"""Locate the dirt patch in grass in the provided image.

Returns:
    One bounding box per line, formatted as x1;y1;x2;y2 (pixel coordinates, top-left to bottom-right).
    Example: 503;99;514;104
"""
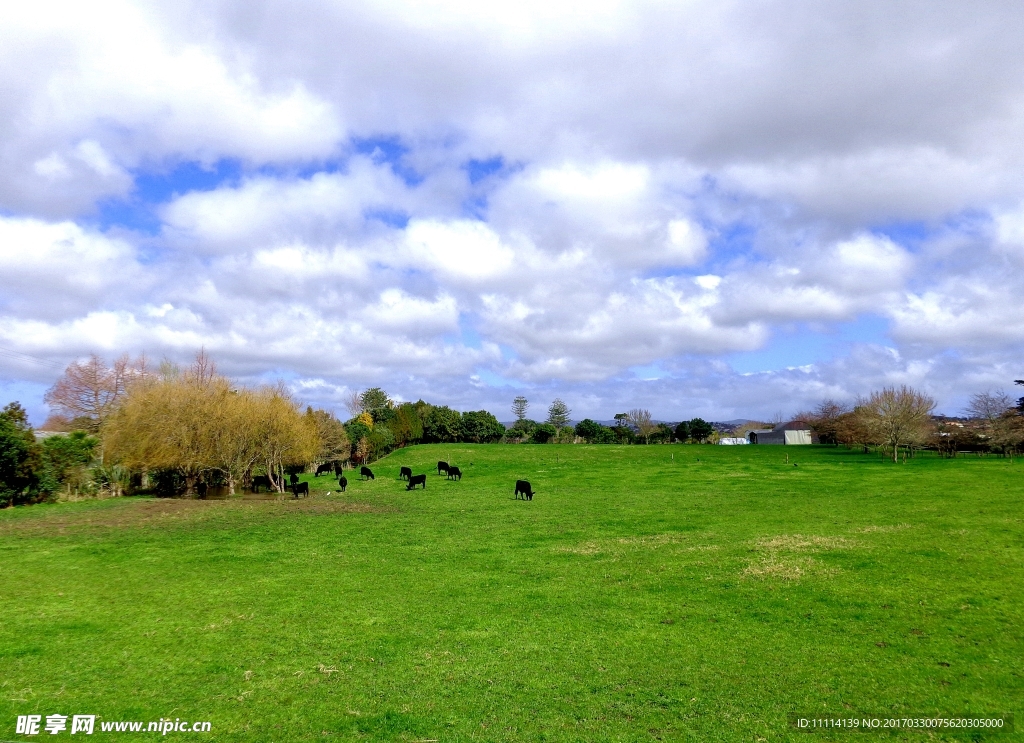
555;532;718;556
743;533;857;581
0;496;389;537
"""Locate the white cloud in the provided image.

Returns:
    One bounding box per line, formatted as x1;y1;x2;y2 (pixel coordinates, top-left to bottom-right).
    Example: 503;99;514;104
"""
4;0;1024;420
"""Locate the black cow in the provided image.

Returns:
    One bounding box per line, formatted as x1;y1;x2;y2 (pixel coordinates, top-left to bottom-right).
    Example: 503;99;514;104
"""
315;462;334;477
337;475;348;492
437;461;449;476
360;466;375;480
292;481;309;498
399;466;412;481
289;472;300;486
196;482;208;498
406;474;427;490
252;475;271;492
514;479;535;500
447;466;462;481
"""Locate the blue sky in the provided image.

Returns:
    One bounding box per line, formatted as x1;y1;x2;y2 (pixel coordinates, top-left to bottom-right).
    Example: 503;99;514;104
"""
2;0;1024;425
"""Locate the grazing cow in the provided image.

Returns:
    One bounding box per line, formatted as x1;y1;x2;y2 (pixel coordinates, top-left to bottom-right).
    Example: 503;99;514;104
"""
446;466;462;481
437;461;449;476
337;475;348;492
289;473;300;486
292;481;309;498
399;466;412;481
315;462;334;477
514;479;535;500
252;475;271;492
196;482;208;498
406;474;427;490
360;466;375;480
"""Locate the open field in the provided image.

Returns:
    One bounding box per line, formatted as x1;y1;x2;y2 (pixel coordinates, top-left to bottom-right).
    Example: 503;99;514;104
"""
1;444;1021;741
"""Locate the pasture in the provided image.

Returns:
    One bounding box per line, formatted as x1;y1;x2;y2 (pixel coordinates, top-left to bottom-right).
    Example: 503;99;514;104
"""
1;444;1021;741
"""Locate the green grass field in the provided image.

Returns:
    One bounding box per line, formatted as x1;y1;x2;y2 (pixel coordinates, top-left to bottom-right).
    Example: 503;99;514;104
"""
1;444;1021;742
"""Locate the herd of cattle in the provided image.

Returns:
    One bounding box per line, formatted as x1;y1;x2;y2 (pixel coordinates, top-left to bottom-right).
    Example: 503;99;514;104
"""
252;460;536;501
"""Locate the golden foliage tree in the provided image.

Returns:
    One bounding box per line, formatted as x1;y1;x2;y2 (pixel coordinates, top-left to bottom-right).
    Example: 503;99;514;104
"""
103;354;320;495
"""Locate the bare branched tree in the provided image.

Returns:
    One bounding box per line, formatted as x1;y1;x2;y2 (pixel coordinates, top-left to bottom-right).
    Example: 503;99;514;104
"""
626;408;658;444
805;399;852;445
965;390;1012;424
858;386;935;462
343;391;364;418
44;354;148;432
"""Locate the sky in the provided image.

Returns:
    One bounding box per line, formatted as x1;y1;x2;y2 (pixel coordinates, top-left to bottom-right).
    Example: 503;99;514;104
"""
2;0;1024;425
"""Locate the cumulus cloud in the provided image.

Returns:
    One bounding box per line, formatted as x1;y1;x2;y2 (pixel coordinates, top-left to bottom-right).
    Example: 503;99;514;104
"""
3;0;1024;421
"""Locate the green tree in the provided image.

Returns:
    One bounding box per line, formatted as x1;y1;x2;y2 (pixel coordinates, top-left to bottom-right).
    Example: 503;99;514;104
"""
360;387;392;420
546;399;572;428
461;410;505;443
574;419;615;443
689;418;714;443
390;403;424;446
344;420;372;451
673;421;691;442
41;431;99;493
0;402;44;507
530;423;557;443
512;396;529;422
423;406;462;443
367;425;396;461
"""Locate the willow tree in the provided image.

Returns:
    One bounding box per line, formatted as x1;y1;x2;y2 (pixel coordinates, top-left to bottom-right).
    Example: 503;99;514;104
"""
103;358;227;495
250;386;319;492
103;356;320;495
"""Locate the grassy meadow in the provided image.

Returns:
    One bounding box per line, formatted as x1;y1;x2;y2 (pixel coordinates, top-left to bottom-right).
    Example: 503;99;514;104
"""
0;444;1021;741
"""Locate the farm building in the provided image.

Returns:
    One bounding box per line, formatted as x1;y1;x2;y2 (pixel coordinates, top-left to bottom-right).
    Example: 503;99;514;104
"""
718;437;749;445
747;421;813;445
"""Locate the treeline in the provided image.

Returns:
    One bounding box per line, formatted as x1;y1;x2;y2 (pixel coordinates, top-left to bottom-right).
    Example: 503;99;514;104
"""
801;386;1024;460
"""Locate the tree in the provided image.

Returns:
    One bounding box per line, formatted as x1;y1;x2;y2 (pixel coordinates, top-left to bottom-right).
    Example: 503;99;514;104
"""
806;399;852;445
423;406;462;443
306;408;351;466
103;353;319;495
858;385;935;462
0;402;44;507
41;431;98;494
343;390;363;417
461;411;506;443
673;421;691;442
966;390;1012;425
612;413;635;443
626;408;657;444
360;387;392;416
546;399;572;428
512;396;529;422
507;418;537;442
575;419;615;443
689;418;714;443
531;423;557;443
43;354;147;432
390;403;424;446
1016;379;1024;415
